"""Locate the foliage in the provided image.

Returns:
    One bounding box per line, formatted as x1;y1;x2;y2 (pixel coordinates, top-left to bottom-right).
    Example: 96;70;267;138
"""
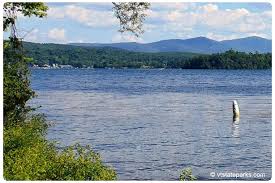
185;49;272;69
179;168;197;181
3;2;48;31
23;42;271;69
3;2;48;126
23;41;200;68
113;2;150;37
3;41;36;125
4;115;117;180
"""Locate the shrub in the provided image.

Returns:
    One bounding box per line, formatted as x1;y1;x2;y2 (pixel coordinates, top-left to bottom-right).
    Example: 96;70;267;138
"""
4;115;117;180
179;168;197;181
3;41;35;126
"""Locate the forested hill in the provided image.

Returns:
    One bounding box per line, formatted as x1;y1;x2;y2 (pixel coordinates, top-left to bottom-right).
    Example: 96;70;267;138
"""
22;42;201;68
22;42;271;69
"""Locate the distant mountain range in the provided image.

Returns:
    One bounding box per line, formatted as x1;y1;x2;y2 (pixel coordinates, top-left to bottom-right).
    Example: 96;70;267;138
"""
70;36;271;54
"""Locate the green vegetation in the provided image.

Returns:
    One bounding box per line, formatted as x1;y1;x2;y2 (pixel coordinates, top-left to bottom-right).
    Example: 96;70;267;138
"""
184;50;271;69
4;2;48;30
179;168;197;181
23;42;271;69
4;115;117;180
4;41;35;125
4;2;116;180
23;42;199;68
4;2;48;126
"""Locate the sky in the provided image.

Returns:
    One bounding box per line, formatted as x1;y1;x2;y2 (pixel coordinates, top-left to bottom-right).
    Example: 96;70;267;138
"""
4;2;272;44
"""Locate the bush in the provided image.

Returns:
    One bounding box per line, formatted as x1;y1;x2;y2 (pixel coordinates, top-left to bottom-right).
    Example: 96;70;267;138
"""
4;41;35;125
4;115;117;180
179;168;197;181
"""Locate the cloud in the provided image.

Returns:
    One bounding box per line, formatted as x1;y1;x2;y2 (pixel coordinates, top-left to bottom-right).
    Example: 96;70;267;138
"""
261;10;272;18
199;8;251;28
246;32;269;39
200;3;218;13
143;24;158;33
48;28;66;41
112;33;143;43
47;7;65;18
24;28;39;42
206;32;240;41
151;3;197;12
47;5;117;28
166;11;198;27
27;3;271;43
146;3;271;39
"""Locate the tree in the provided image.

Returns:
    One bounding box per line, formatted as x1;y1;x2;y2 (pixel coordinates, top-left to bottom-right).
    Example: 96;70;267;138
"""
4;3;48;39
3;3;48;125
113;2;150;37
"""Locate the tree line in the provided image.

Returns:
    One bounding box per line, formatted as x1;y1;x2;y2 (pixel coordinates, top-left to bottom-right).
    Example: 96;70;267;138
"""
23;42;271;69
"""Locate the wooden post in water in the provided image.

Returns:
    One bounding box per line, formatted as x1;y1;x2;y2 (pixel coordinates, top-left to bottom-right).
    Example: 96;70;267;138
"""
233;100;240;123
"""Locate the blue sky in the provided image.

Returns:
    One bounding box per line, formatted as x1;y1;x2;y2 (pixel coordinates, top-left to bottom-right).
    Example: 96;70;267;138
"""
4;2;272;43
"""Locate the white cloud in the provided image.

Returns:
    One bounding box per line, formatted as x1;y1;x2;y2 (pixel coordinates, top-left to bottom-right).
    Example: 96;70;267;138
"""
166;11;198;27
112;33;143;43
152;3;197;12
200;3;218;13
198;8;250;28
146;3;271;40
77;39;84;43
246;32;269;39
146;9;160;19
24;28;39;42
47;7;65;19
206;32;240;41
143;23;158;33
44;3;271;41
47;5;117;28
48;28;66;42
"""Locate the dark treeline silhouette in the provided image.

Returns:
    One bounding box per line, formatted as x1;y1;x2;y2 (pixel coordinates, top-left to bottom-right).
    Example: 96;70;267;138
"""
184;49;271;69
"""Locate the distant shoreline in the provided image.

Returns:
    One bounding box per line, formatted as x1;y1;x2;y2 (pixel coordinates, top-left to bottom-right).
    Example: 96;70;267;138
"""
25;41;271;70
30;67;272;70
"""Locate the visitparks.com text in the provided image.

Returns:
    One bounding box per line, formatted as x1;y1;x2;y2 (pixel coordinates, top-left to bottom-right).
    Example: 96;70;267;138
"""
209;171;266;179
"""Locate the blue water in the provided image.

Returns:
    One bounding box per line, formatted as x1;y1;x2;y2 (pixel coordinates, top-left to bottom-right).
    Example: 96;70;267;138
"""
30;69;271;180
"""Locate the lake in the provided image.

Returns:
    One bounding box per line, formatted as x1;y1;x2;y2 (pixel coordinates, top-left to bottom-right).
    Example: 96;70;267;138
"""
30;69;271;180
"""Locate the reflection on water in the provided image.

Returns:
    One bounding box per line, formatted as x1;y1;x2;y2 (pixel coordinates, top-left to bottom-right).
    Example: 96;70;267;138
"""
30;69;271;180
232;115;240;138
232;122;240;138
233;116;240;125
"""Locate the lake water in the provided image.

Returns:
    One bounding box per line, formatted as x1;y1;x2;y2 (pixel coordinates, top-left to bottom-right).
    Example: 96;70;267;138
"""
30;69;272;180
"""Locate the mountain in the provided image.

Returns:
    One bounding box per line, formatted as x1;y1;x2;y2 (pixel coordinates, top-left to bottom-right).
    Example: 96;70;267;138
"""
220;36;271;53
70;36;271;54
146;37;220;53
